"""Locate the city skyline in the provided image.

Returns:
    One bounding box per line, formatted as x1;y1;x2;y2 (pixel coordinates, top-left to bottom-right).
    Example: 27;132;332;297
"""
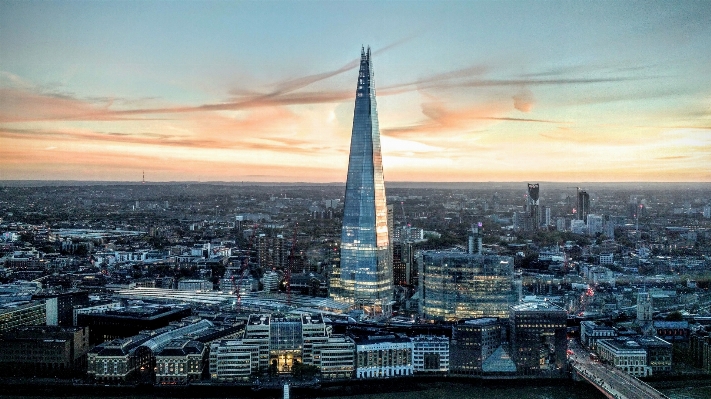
1;1;710;183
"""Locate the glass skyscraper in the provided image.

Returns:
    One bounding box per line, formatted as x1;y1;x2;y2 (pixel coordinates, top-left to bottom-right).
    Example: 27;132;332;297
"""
419;252;515;320
335;47;392;312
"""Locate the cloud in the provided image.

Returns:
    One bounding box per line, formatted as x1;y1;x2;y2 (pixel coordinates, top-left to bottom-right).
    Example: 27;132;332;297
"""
513;88;535;112
383;99;561;139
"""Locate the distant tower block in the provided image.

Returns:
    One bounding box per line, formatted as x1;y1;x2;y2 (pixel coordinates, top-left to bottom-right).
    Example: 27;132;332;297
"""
335;47;392;314
525;183;541;231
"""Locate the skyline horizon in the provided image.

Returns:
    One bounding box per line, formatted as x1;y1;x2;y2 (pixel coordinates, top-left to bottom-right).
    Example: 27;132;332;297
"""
1;1;710;183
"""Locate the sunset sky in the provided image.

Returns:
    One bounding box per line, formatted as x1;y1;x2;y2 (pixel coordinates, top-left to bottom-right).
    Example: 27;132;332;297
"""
1;1;710;182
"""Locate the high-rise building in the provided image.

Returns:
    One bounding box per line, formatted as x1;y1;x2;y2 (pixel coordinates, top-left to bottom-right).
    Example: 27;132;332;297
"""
335;47;392;312
419;252;515;320
525;183;541;231
576;190;591;222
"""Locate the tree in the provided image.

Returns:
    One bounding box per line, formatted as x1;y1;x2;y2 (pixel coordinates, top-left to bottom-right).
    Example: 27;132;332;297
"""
665;311;683;321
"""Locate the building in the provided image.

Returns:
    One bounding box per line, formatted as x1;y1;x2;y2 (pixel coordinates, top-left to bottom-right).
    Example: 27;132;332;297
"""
637;336;672;374
523;183;541;231
208;312;332;380
392;241;414;286
155;338;207;385
580;320;617;349
177;279;213;292
596;338;652;377
576;190;590;222
257;234;288;270
587;214;603;236
88;318;214;383
77;304;192;344
637;291;653;323
419;252;515;320
335;47;392;313
509;301;567;375
87;334;154;382
352;333;413;379
209;339;259;382
654;320;689;342
0;325;90;377
0;301;46;333
411;335;449;373
312;334;356;380
33;290;90;326
450;318;502;375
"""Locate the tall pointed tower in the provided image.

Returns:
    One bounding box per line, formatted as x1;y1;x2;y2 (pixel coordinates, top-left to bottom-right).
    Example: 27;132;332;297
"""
336;47;392;313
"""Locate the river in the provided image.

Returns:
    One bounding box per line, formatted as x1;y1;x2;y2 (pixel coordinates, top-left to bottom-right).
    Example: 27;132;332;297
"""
1;382;710;399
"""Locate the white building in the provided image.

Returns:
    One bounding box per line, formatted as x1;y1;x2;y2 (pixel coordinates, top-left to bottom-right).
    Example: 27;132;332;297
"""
313;335;356;380
353;334;413;379
412;335;449;373
599;253;614;265
596;338;651;377
209;340;260;382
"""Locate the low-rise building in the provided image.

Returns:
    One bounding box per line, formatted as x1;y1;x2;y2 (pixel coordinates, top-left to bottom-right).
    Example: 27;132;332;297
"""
87;334;154;382
313;334;355;380
638;336;672;374
580;320;617;350
352;333;413;379
412;335;449;373
0;325;90;377
597;338;652;377
209;340;260;382
155;339;207;385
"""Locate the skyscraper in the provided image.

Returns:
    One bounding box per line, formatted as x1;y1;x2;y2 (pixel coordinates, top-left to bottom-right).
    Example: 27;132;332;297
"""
335;47;392;313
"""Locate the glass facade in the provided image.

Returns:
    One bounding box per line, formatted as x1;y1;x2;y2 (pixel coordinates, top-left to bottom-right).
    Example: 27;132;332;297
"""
337;47;392;310
419;252;515;320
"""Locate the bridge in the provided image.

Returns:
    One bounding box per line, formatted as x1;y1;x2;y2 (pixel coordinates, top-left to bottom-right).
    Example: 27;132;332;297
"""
568;339;668;399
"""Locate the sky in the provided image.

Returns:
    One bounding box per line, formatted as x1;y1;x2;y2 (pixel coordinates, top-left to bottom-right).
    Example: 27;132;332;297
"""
1;0;710;183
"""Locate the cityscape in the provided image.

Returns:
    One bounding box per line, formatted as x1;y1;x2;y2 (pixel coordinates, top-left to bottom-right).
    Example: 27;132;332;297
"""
1;2;711;399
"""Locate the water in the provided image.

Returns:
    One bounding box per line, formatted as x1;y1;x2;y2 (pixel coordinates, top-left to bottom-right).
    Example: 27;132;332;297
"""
1;383;709;399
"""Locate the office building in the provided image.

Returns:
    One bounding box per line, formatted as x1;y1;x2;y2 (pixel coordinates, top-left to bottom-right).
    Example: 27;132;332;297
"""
33;290;90;326
336;47;392;313
596;338;652;377
450;318;502;375
352;333;413;378
392;241;414;286
209;312;332;379
509;302;567;375
0;301;46;333
0;325;90;377
412;335;449;373
312;334;356;380
419;252;515;320
77;304;191;344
